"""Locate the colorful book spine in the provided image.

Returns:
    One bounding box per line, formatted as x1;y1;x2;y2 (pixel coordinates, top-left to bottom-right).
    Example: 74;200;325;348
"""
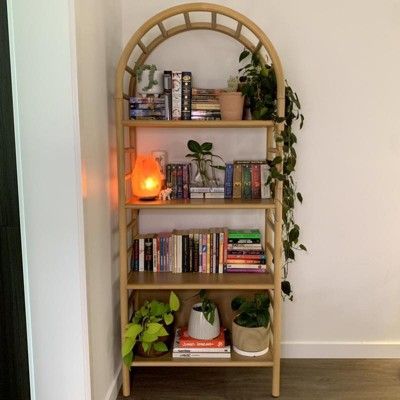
224;163;234;199
176;164;183;199
163;71;172;120
228;229;261;239
232;163;242;199
144;237;152;271
181;71;192;120
183;164;190;199
242;163;252;200
251;163;261;199
172;71;182;120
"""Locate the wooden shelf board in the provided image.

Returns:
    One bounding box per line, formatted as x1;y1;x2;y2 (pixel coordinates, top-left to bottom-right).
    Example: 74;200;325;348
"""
125;197;275;210
131;350;273;367
127;271;274;290
122;119;274;128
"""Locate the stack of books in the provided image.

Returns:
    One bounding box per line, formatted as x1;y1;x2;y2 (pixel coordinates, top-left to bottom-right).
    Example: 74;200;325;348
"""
224;229;267;273
129;96;165;120
172;327;230;359
191;88;221;120
224;160;270;200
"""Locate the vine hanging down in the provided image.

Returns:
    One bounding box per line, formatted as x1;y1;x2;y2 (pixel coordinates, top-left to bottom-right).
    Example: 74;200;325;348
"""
238;49;307;300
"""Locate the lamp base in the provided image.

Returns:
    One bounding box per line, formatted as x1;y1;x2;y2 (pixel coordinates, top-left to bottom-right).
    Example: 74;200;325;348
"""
138;196;157;201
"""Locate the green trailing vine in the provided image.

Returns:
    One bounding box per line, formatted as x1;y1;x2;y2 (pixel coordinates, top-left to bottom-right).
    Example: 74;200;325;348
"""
136;64;158;91
239;50;307;300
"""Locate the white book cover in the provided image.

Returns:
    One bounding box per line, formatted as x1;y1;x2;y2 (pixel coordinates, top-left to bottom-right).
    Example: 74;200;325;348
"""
261;163;270;199
172;352;231;358
139;238;144;272
172;71;182;120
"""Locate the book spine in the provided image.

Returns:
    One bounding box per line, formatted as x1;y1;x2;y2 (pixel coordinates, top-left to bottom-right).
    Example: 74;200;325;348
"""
226;258;266;264
183;164;189;199
144;238;152;271
193;233;199;273
219;230;224;274
206;233;211;273
251;163;261;199
153;237;157;272
202;233;207;273
182;234;190;273
224;163;234;199
163;71;172;120
172;352;230;359
227;249;265;256
223;267;267;273
179;338;225;348
232;163;242;199
139;238;145;272
166;164;172;192
242;163;252;200
228;238;261;244
132;238;139;271
172;71;182;120
181;72;192;120
228;229;261;239
260;163;270;199
176;164;183;199
189;232;194;272
171;164;177;199
215;231;220;274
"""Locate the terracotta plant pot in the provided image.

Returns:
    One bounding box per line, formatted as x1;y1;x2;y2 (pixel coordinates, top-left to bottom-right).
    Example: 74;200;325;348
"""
232;320;270;356
218;92;244;120
188;302;220;340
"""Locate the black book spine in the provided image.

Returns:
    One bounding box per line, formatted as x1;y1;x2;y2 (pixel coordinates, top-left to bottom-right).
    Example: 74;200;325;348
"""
228;238;261;244
193;235;199;273
163;71;172;120
189;234;194;272
176;164;183;199
182;235;190;272
144;238;153;271
215;233;220;274
181;72;192;120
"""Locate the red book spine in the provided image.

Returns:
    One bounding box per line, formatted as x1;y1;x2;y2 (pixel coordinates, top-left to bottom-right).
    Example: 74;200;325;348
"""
251;163;261;199
226;258;266;264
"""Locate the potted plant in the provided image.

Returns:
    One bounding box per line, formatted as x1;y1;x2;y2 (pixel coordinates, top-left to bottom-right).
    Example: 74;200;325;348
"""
136;64;164;95
122;291;180;365
231;293;271;356
188;289;220;340
218;75;244;120
239;50;306;299
185;140;225;187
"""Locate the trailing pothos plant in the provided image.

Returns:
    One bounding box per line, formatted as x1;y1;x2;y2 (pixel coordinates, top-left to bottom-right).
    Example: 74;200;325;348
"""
239;49;307;300
122;291;180;366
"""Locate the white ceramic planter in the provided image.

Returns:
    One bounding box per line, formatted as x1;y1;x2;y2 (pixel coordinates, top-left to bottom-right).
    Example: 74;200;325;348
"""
137;70;164;95
188;302;220;340
232;320;270;357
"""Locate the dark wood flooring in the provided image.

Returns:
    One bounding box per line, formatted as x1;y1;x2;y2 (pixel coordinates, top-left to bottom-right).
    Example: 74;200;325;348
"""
118;359;400;400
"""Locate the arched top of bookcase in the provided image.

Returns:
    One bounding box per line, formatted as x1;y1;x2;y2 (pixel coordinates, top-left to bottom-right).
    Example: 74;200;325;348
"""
116;2;285;116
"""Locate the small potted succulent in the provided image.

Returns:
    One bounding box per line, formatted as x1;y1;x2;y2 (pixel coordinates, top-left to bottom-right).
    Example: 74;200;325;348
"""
188;290;220;340
136;64;164;95
231;293;271;356
218;75;244;120
122;291;180;365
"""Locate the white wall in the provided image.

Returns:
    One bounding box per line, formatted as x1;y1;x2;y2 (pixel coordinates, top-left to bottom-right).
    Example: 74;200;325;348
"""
121;0;400;357
74;1;122;399
7;0;91;399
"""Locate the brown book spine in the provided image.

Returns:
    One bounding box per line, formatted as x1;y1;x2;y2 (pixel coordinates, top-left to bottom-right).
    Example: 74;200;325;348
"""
251;163;261;199
232;163;242;199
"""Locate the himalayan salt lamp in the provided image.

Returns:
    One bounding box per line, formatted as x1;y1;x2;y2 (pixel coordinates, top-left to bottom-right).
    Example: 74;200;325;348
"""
132;154;163;200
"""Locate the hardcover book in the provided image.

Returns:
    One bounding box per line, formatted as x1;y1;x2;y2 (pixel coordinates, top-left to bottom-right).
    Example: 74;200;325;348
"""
232;163;242;199
172;71;182;120
224;163;234;199
261;163;270;199
163;71;172;120
181;71;192;120
241;163;252;200
251;163;261;199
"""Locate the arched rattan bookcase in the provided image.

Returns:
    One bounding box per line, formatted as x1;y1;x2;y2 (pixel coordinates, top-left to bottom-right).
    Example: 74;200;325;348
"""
115;3;285;397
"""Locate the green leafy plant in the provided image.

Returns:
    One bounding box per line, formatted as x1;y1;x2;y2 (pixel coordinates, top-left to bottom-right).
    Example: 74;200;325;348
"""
231;293;270;328
239;50;307;300
122;291;180;366
196;289;216;325
136;64;158;91
185;140;225;186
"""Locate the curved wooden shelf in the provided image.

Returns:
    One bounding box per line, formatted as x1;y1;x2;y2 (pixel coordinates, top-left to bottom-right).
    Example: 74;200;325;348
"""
122;120;274;128
126;197;275;210
127;271;274;290
131;350;273;367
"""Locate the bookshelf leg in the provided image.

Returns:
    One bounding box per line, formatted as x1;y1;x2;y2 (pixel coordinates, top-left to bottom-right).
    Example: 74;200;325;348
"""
122;364;130;396
272;358;281;397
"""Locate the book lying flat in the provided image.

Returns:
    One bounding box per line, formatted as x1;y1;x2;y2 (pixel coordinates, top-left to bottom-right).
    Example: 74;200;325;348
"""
173;328;230;353
172;351;231;358
178;327;225;348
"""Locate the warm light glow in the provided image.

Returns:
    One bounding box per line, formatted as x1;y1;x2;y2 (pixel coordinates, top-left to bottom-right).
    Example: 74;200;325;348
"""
132;155;163;199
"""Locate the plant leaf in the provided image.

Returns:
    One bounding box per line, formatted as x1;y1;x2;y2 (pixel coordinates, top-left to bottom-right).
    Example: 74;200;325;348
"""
122;351;133;367
125;323;142;340
146;322;163;335
141;331;158;343
169;291;180;312
187;140;202;153
121;337;135;357
297;192;303;203
201;142;213;151
156;326;169;337
153;341;168;352
163;313;173;325
239;49;250;62
299;244;307;251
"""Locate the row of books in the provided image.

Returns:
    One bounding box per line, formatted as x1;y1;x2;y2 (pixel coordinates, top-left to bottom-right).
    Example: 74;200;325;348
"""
130;229;267;274
130;70;224;120
172;327;230;359
224;160;270;200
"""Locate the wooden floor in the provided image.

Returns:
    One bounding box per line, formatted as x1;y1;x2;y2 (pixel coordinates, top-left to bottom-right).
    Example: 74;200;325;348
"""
118;359;400;400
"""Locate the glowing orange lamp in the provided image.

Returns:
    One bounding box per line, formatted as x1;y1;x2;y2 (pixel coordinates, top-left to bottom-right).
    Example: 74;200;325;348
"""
132;154;163;200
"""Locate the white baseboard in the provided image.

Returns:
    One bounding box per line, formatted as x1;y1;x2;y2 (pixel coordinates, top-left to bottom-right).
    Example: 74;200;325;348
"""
105;366;122;400
281;341;400;358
